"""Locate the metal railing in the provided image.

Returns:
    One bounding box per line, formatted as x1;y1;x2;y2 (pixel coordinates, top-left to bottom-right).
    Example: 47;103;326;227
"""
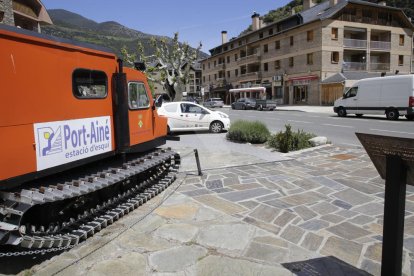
342;62;367;71
237;53;261;65
344;38;367;48
370;63;390;71
370;41;391;50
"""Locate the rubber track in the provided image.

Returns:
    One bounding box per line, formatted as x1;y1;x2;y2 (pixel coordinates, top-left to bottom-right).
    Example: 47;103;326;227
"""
0;148;180;249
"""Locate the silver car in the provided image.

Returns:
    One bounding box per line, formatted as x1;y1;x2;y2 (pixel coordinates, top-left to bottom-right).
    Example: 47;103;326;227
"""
203;98;224;108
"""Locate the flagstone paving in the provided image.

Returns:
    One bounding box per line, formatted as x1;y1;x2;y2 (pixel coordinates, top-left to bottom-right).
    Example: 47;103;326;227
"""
30;145;414;276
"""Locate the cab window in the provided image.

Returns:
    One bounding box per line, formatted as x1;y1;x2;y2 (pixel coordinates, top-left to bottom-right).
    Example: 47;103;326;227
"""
128;82;150;109
345;87;358;98
73;69;107;98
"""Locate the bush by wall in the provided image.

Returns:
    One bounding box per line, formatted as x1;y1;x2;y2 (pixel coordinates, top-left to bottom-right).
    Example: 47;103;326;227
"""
267;124;316;153
226;120;270;144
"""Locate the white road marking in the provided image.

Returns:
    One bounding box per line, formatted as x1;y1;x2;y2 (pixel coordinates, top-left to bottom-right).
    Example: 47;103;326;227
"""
288;120;312;124
323;124;354;128
370;129;414;135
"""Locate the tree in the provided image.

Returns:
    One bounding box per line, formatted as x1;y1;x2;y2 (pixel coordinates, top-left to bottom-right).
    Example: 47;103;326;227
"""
122;33;201;101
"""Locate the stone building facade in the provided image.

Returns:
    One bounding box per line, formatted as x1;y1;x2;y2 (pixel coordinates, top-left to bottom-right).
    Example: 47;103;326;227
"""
201;0;414;105
0;0;52;32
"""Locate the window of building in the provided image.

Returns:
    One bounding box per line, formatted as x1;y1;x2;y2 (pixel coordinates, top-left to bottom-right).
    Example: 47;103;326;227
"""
307;53;313;65
399;55;404;66
235;69;239;76
239;40;242;46
263;44;268;53
399;35;405;46
307;30;314;42
289;57;294;67
264;62;268;71
208;62;210;69
259;32;263;39
268;28;273;35
203;76;205;83
208;75;211;81
214;60;217;66
331;51;339;63
128;82;150;109
274;60;280;69
73;69;107;99
214;74;217;80
332;28;338;40
290;36;294;46
227;71;230;78
203;64;205;70
224;46;228;51
235;53;238;61
227;56;230;63
231;43;234;49
275;40;280;49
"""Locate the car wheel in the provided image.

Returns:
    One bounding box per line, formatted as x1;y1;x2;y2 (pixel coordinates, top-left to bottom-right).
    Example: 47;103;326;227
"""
406;115;414;121
355;114;363;118
257;105;263;111
242;105;246;110
386;109;399;120
209;121;223;133
167;125;171;134
337;107;347;117
231;105;235;110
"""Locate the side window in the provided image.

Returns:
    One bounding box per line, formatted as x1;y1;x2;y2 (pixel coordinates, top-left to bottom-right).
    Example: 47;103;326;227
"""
73;69;107;98
181;103;205;114
128;82;150;109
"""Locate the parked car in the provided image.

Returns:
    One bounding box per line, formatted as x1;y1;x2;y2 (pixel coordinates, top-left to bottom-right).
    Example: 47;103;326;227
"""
157;102;230;133
231;98;257;110
203;98;224;108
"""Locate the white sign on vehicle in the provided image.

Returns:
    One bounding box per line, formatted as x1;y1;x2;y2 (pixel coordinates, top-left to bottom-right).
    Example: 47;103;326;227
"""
34;116;112;171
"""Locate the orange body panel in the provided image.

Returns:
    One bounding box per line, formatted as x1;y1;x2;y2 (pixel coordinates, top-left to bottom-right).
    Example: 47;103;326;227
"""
0;27;167;185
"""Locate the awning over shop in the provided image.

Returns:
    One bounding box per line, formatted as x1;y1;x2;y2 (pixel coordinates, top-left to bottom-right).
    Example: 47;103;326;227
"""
229;87;266;93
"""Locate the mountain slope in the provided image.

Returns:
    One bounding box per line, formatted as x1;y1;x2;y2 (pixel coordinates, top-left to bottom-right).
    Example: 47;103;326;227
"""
42;9;208;59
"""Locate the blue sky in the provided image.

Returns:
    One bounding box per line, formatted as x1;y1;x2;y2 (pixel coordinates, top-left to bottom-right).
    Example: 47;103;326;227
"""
41;0;292;53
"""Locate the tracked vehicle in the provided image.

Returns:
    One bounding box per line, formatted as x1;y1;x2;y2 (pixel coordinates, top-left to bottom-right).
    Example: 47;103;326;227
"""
0;24;180;249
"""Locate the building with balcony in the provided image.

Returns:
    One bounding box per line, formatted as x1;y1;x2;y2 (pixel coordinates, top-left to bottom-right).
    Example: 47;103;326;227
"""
0;0;52;32
200;0;414;105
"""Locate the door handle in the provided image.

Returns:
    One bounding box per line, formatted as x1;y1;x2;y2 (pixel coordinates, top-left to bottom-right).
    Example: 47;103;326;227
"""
180;115;184;117
353;99;357;101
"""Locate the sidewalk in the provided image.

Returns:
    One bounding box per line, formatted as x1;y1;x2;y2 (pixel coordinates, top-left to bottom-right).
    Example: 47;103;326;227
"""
224;105;334;114
276;105;334;114
30;142;414;276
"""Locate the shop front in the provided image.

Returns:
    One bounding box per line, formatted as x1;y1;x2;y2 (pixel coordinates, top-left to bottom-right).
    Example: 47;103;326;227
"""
287;75;319;105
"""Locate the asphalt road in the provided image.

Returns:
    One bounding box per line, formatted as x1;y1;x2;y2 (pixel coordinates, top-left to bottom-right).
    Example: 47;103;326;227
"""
223;108;414;147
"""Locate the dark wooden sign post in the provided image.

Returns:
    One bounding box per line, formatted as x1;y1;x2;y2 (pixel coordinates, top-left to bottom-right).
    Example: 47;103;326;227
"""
356;133;414;276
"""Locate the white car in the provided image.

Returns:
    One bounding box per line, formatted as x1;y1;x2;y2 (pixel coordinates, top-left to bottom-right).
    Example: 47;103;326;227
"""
157;102;230;133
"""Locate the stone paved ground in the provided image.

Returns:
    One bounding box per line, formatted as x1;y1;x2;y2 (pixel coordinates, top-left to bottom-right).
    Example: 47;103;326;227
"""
28;145;414;276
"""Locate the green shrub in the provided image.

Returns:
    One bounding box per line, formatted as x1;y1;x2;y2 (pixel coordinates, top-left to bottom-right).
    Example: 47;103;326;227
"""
267;124;316;153
226;120;270;144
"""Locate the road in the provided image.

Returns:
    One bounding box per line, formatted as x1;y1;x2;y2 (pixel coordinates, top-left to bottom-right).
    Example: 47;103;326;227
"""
222;108;414;147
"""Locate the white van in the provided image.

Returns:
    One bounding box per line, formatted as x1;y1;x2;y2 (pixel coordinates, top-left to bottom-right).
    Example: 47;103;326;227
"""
334;75;414;120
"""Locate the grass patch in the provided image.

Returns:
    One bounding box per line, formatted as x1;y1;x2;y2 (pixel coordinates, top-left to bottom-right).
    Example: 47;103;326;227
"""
267;124;316;153
226;120;270;144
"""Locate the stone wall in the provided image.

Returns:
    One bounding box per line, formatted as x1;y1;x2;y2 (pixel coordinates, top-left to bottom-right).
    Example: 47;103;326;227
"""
0;0;14;26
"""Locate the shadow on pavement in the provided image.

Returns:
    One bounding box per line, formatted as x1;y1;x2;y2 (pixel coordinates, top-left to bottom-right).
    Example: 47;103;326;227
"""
282;256;372;276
